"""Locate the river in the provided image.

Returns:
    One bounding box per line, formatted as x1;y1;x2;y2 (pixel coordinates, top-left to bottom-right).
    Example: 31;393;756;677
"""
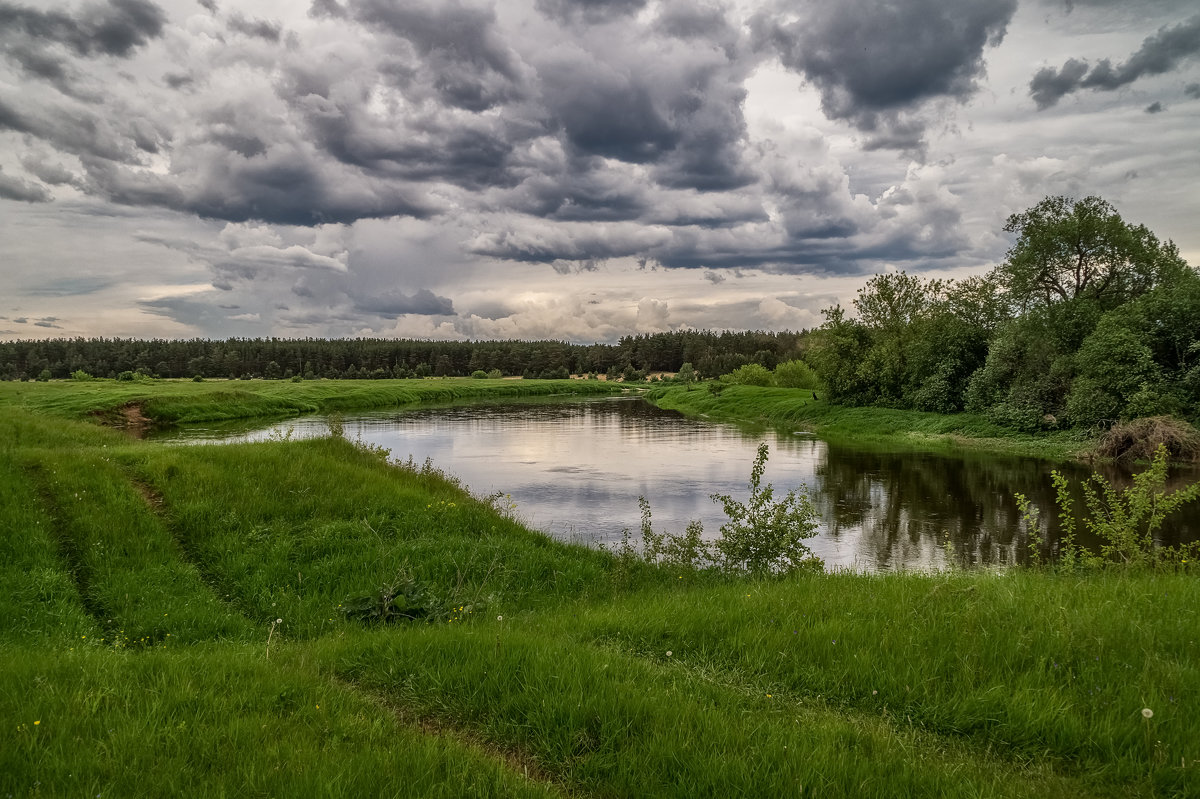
151;395;1198;572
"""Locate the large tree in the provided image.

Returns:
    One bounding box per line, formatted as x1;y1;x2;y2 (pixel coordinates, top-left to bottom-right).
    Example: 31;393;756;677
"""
997;195;1187;310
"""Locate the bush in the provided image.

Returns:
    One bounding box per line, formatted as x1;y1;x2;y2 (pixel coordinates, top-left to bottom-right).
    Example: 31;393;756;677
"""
725;363;773;386
712;443;820;574
471;370;489;379
193;375;205;382
772;360;818;389
1018;444;1200;569
487;368;503;379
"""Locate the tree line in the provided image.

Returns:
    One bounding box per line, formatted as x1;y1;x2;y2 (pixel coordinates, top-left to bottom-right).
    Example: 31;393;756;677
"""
0;330;805;383
807;196;1200;430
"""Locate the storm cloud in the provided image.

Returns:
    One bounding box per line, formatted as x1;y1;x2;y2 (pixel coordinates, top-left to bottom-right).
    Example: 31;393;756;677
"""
1;0;1198;341
753;0;1016;150
1030;13;1200;107
0;0;166;58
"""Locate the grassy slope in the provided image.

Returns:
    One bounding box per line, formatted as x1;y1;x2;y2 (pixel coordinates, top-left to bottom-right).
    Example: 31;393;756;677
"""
0;377;625;425
2;385;1197;797
646;384;1092;460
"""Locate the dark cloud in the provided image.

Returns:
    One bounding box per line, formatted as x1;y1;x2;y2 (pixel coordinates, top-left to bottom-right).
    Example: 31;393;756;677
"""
0;95;157;163
344;0;525;112
655;1;736;45
1030;14;1200;108
0;168;51;202
33;319;64;328
0;0;166;59
753;0;1015;148
227;12;283;42
1029;58;1090;109
536;0;647;26
1187;82;1200;98
1145;100;1165;112
354;288;454;317
84;144;440;225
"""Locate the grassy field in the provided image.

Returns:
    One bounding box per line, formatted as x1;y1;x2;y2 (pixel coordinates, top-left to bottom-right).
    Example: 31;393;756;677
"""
2;380;1198;797
645;384;1093;460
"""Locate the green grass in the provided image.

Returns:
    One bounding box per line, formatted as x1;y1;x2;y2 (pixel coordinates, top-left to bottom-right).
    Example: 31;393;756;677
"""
646;384;1092;460
2;382;1197;797
0;376;625;425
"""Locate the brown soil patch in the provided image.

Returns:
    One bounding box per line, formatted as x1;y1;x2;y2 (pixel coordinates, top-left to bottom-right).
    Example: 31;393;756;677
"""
92;402;153;438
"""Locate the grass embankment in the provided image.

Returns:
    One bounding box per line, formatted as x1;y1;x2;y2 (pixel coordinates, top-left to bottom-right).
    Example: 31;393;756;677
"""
646;384;1091;460
0;377;625;426
3;387;1197;797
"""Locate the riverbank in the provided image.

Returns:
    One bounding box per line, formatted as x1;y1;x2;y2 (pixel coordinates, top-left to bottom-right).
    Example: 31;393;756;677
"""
1;390;1197;797
0;376;626;428
645;384;1093;460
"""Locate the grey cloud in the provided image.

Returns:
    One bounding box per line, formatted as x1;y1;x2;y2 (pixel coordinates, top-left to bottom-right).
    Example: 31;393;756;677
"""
354;288;454;317
86;144;439;225
13;317;28;323
466;300;515;320
1030;14;1200;108
1145;101;1165;112
1187;82;1200;98
754;0;1015;148
0;168;51;202
33;319;63;328
1029;58;1089;108
536;0;647;25
345;0;525;112
0;95;155;163
25;276;113;296
140;296;268;335
227;12;282;42
703;270;725;284
197;0;216;11
0;0;166;59
544;67;679;164
655;1;736;46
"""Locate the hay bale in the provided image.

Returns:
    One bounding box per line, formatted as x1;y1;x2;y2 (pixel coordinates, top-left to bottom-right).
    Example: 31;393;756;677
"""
1094;416;1200;462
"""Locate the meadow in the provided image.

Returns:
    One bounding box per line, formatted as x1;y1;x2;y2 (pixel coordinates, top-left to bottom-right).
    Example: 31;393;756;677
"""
2;379;1197;797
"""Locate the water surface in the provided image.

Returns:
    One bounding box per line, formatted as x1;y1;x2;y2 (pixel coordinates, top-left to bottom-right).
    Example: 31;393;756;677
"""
156;396;1198;571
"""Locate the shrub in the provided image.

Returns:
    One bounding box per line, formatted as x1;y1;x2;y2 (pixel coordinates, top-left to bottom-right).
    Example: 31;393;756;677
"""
1018;444;1200;570
471;370;489;379
712;443;821;574
724;363;773;387
772;359;818;389
487;368;503;379
70;370;93;381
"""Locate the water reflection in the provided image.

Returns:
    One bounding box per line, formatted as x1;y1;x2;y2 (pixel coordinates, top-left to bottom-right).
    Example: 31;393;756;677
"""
154;396;1198;572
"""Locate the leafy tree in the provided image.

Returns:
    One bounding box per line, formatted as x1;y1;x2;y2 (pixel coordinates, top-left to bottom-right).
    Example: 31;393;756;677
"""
996;195;1187;310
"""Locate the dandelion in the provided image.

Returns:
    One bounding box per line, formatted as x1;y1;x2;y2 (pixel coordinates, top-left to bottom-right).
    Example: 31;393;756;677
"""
34;720;40;726
666;650;672;657
497;615;503;621
276;618;283;624
1142;708;1154;719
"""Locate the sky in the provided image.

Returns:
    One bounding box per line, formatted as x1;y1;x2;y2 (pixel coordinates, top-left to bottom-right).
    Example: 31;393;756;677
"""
1;0;1198;342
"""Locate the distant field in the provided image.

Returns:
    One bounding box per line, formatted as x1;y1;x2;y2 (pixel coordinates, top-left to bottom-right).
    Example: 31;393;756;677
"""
2;381;1196;797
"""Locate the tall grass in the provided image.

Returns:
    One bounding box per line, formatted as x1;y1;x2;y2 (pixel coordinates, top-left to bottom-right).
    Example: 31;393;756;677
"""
2;385;1196;797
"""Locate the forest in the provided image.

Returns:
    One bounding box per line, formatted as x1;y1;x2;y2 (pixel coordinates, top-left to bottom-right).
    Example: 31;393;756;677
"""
0;329;802;383
807;196;1200;431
